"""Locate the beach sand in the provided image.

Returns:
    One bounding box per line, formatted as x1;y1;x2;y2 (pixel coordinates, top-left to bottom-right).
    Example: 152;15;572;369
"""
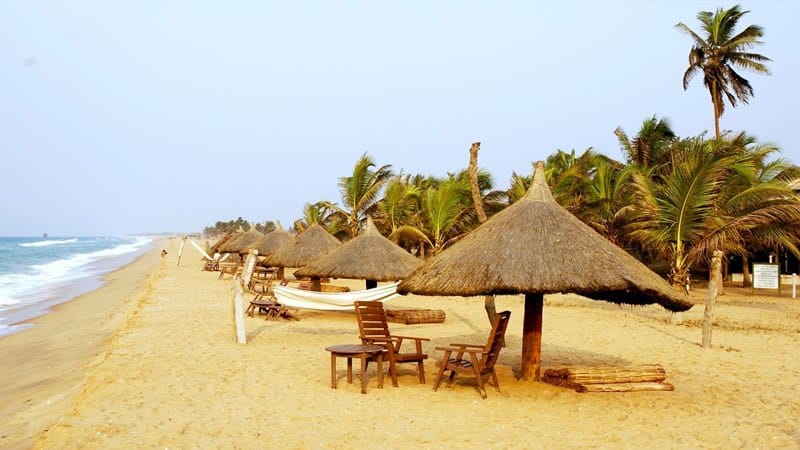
4;238;800;448
0;241;166;450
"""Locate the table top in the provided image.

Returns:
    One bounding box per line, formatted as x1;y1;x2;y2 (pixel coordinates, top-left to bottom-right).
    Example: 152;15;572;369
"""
325;344;385;354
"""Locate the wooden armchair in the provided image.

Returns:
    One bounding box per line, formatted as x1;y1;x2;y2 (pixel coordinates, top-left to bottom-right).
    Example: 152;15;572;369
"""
354;301;429;387
433;310;511;399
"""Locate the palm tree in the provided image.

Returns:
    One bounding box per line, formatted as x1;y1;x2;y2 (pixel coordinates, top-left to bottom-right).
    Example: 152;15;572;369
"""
614;116;676;168
376;175;421;235
625;138;742;286
326;153;393;239
676;5;770;139
686;136;800;286
391;177;473;257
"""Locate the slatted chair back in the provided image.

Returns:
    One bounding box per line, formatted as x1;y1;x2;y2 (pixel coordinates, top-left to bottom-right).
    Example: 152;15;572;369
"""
354;301;392;343
480;311;511;373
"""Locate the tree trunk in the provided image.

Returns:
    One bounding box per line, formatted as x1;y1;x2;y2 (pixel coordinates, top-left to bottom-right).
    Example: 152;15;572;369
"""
468;142;503;344
742;254;751;287
702;250;723;348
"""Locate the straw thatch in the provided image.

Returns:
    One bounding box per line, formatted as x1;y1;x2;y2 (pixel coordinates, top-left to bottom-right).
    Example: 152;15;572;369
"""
398;161;692;381
398;162;691;313
218;227;264;254
294;218;421;281
263;223;341;268
207;230;238;256
251;222;293;258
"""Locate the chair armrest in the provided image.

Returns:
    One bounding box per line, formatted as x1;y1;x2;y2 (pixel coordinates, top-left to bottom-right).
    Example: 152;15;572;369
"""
392;335;430;342
448;343;483;349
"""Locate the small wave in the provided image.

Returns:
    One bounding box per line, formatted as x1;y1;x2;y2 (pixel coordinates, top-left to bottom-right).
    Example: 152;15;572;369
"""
18;238;79;248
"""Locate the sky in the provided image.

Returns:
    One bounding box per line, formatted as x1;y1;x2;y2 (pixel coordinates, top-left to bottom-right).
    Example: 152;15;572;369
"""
1;1;798;236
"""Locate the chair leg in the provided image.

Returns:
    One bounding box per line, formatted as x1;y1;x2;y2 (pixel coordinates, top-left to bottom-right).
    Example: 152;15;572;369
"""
490;369;501;393
446;370;457;387
417;360;426;384
433;363;448;392
388;359;399;387
473;367;487;399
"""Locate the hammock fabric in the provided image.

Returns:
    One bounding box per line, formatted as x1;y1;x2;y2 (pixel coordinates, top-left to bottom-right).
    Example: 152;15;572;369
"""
273;282;400;311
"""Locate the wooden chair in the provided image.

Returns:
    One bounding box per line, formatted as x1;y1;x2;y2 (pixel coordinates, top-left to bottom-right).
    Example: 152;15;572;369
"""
354;301;429;387
433;310;511;399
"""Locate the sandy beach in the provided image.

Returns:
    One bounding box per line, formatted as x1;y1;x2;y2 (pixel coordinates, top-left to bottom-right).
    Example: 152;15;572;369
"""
3;238;799;448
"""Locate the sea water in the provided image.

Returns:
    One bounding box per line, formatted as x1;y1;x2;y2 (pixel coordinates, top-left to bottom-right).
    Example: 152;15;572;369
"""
0;236;152;338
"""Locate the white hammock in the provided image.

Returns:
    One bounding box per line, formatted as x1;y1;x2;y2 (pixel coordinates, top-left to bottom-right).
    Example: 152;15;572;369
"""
273;282;400;311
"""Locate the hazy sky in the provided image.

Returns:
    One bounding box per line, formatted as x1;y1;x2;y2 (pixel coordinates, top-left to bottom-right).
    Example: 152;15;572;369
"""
1;1;798;236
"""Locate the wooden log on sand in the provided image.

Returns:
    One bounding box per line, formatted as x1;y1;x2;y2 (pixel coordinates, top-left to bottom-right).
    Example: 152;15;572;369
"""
575;382;675;393
386;309;446;325
544;365;667;384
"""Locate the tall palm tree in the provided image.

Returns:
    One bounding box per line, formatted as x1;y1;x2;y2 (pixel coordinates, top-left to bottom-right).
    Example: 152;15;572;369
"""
614;116;676;168
326;153;393;239
676;5;770;139
376;175;421;235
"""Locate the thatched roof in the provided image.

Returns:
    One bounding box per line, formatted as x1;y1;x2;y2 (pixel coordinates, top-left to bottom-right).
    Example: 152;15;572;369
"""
218;227;264;254
398;161;691;313
294;218;422;281
251;222;293;257
208;230;237;255
263;223;341;268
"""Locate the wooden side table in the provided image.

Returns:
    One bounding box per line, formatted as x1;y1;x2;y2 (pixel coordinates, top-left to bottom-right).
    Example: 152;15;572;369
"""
325;344;385;394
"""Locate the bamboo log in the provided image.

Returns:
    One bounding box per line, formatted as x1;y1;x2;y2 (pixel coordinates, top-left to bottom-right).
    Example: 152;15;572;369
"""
575;382;675;393
189;239;214;261
543;365;667;384
386;309;445;324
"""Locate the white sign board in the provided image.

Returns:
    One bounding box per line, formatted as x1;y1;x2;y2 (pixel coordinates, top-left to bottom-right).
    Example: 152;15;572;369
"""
752;263;779;289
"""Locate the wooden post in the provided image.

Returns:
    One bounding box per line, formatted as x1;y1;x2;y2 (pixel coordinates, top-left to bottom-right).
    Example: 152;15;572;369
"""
176;236;186;266
522;293;544;381
311;276;322;292
242;250;258;288
702;250;723;348
232;278;247;344
366;279;378;290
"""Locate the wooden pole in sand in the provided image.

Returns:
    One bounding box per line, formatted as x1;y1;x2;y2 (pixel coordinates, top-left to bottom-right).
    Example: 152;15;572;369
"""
522;293;544;381
232;281;247;344
176;236;187;266
232;250;258;345
702;250;723;348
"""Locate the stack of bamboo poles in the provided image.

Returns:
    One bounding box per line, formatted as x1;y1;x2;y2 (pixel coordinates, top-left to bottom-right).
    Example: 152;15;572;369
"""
542;364;674;393
386;309;446;324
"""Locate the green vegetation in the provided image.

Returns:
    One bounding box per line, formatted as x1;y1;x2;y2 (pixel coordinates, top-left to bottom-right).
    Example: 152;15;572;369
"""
206;5;799;289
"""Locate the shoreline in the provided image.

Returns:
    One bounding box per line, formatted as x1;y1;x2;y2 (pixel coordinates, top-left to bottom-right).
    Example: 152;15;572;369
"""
0;239;167;450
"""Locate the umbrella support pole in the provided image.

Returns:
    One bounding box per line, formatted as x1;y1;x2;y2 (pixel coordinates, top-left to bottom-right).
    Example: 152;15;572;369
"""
522;293;544;381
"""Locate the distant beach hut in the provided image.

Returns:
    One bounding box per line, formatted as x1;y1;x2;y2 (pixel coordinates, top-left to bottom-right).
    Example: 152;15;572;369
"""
208;230;238;256
219;227;264;255
251;222;293;278
252;222;292;258
263;223;341;290
294;217;422;289
398;161;692;381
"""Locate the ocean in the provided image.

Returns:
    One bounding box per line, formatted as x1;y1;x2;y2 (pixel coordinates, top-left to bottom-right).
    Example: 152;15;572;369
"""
0;236;153;338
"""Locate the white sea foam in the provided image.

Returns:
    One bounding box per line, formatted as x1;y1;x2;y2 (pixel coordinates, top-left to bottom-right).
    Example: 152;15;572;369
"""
17;238;79;248
0;236;152;308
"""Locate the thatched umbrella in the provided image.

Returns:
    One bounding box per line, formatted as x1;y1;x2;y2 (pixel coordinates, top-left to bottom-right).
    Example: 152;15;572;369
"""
263;223;341;290
294;218;422;289
398;161;692;381
219;227;264;255
207;230;238;256
251;222;293;278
